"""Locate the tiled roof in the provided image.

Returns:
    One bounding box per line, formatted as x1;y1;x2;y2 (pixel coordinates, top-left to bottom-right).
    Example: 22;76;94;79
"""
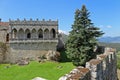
0;22;9;27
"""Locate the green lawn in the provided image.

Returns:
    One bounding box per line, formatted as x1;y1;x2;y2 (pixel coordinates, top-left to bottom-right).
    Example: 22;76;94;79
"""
0;61;75;80
117;51;120;69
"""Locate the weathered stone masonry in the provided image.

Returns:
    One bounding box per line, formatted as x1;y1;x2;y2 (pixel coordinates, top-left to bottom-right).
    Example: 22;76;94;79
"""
0;19;59;63
59;48;117;80
8;19;58;63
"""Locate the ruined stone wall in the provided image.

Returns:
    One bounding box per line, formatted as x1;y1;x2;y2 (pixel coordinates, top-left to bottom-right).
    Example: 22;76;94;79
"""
59;48;117;80
6;42;58;63
0;30;7;43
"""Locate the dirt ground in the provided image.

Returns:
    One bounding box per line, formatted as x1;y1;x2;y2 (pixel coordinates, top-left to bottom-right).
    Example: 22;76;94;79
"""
118;69;120;80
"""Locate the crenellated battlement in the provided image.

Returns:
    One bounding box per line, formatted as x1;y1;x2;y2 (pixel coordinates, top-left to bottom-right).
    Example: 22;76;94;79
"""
59;47;117;80
9;18;58;26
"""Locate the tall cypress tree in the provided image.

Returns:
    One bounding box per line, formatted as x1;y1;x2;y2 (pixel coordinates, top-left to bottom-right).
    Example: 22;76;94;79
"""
66;5;104;66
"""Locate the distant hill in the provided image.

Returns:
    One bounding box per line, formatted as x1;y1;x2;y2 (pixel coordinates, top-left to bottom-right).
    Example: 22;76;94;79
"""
99;42;120;51
99;36;120;43
58;33;120;51
60;34;120;43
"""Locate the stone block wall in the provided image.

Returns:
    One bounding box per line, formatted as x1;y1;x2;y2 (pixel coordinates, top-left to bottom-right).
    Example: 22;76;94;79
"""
0;30;7;43
59;48;117;80
0;53;3;63
6;42;58;63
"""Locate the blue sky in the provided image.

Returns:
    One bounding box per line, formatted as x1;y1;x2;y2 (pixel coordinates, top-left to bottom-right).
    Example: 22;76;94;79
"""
0;0;120;37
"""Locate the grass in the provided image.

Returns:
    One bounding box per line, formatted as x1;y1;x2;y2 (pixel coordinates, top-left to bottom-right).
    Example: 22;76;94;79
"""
0;61;75;80
117;51;120;69
117;51;120;80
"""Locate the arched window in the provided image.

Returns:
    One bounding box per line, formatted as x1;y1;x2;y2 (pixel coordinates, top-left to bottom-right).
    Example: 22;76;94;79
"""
44;29;49;40
27;33;31;39
38;29;43;39
31;28;37;39
18;28;24;39
50;28;56;39
25;29;31;39
6;33;9;42
12;28;17;39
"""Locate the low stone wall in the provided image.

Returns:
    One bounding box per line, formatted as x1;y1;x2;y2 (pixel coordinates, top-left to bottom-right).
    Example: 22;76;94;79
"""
59;48;117;80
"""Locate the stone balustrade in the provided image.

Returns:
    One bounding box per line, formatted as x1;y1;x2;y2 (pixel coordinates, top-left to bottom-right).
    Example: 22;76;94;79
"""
9;39;58;43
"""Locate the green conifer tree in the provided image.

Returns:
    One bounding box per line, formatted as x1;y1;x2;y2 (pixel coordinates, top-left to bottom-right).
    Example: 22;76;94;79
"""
66;5;104;66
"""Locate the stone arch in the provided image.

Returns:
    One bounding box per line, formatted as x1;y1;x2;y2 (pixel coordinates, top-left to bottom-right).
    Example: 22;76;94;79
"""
44;28;49;40
38;28;43;39
18;28;24;39
31;28;37;39
50;28;56;39
25;29;31;39
12;28;17;39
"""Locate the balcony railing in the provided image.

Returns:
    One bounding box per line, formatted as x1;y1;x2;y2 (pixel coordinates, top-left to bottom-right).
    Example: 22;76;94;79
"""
10;38;58;40
9;38;58;43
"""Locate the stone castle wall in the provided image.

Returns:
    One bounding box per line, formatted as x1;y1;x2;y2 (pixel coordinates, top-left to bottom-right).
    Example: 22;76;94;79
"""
0;19;59;63
6;41;58;63
0;30;6;43
59;48;117;80
0;21;9;43
0;29;8;43
5;19;59;63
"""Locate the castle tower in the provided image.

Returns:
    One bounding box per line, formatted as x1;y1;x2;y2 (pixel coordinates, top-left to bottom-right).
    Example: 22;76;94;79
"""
9;19;58;63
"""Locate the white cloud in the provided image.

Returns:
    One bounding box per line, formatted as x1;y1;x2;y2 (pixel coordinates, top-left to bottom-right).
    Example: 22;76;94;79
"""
106;25;112;28
58;30;69;35
98;25;112;28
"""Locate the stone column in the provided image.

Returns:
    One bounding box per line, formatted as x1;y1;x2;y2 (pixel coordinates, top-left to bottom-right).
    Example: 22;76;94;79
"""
49;31;50;40
11;32;12;40
43;31;44;40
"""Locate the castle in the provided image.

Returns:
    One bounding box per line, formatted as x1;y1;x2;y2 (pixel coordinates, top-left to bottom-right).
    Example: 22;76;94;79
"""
0;18;58;63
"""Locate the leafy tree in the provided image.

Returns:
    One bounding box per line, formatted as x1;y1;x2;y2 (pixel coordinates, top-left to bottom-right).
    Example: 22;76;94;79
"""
66;5;104;66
